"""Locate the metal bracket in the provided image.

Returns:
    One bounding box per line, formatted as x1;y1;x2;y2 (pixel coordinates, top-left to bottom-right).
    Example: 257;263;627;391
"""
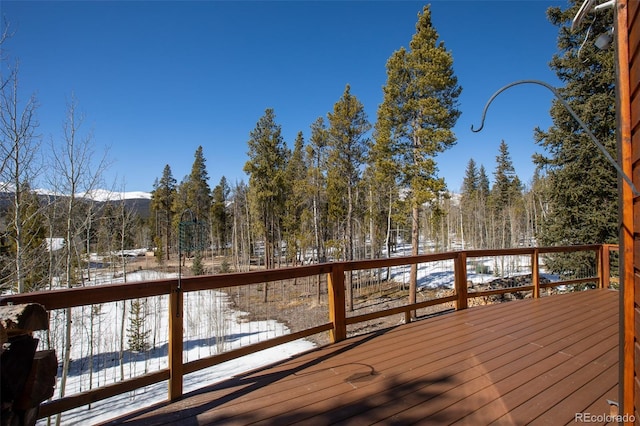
471;79;639;197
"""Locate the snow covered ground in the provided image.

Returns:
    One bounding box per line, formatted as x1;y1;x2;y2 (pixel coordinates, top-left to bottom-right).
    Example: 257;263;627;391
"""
388;251;542;289
37;270;316;425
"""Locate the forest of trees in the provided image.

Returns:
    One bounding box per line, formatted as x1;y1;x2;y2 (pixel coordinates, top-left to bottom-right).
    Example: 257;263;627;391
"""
0;1;619;296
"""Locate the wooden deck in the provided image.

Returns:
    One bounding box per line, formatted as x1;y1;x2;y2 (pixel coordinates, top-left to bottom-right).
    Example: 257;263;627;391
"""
104;289;619;425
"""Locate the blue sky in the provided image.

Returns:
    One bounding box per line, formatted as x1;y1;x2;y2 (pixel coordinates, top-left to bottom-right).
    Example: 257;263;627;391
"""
3;0;569;193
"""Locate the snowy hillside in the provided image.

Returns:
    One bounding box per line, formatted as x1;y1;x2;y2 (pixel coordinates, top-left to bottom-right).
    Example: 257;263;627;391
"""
79;189;152;202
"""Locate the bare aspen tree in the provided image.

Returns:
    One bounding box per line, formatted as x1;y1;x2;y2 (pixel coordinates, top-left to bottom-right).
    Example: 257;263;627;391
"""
47;97;109;426
0;56;44;293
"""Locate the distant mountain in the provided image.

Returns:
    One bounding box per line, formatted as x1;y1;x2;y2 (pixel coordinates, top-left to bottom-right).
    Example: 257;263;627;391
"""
81;190;152;218
79;189;152;202
0;188;153;218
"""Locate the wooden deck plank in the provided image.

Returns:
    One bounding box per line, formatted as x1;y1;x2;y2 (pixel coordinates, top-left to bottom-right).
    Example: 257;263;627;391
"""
102;289;619;426
426;323;619;425
530;364;619;425
359;327;618;424
492;346;618;424
451;336;618;424
187;294;594;422
292;299;619;425
220;297;616;424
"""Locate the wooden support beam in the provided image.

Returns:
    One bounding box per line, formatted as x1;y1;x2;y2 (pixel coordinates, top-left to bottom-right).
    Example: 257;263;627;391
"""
168;285;183;401
532;249;540;299
454;252;468;310
615;0;635;419
328;264;346;343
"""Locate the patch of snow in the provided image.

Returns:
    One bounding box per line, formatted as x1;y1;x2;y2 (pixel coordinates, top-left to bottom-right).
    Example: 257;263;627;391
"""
45;238;65;252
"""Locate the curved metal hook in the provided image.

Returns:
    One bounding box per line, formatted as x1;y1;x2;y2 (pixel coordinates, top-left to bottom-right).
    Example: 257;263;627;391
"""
471;79;639;196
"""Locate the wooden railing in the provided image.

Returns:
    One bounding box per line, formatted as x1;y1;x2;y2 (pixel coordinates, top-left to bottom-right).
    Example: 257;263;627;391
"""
0;243;618;420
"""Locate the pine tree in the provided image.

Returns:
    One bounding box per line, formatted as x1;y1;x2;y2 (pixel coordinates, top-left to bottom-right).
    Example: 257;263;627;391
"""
533;1;616;277
534;1;616;247
127;299;150;352
230;180;252;271
461;159;479;195
326;85;371;262
244;108;288;270
326;85;371;311
191;250;204;276
151;165;176;261
477;165;491;248
491;141;521;209
460;159;479;249
211;176;230;256
489;141;523;248
282;132;307;265
376;5;461;316
307;117;329;264
370;107;402;261
186;146;212;224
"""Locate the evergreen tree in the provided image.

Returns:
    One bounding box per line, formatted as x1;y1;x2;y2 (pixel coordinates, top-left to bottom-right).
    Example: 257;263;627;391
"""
489;141;523;248
306;117;329;264
326;85;371;262
230;180;252;271
127;299;150;352
243;108;288;269
370;107;402;260
326;85;370;311
461;159;479;195
534;1;616;248
96;202;118;264
460;159;479;249
491;141;521;209
186;146;212;224
282;132;307;264
211;176;230;256
478;165;490;197
476;165;491;248
151;164;176;261
376;5;461;315
191;250;204;276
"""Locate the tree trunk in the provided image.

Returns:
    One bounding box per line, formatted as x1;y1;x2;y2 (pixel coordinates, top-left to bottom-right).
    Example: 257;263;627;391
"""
56;196;75;426
119;301;126;381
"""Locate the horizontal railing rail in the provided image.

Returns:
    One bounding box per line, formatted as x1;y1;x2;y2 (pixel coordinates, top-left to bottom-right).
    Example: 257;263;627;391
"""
0;244;618;421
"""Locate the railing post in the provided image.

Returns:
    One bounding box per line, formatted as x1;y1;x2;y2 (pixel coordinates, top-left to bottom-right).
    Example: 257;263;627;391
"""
454;252;468;310
599;244;610;289
168;282;183;400
532;248;540;298
328;263;346;343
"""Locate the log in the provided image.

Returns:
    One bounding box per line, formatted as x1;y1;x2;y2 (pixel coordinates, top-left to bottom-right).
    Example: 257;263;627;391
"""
0;304;48;336
0;304;56;426
14;350;57;410
0;335;38;402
